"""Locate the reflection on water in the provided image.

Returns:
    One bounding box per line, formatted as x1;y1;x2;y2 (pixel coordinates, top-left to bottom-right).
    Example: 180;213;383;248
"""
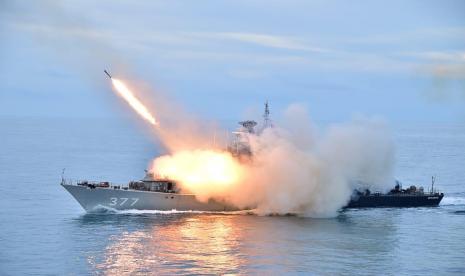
81;214;244;274
73;211;402;275
95;230;150;275
155;217;243;274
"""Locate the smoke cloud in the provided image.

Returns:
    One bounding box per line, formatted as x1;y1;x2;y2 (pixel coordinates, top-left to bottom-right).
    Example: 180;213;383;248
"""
151;104;395;218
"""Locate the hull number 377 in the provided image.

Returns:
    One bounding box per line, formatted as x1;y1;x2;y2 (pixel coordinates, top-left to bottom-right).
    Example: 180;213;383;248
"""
109;197;139;206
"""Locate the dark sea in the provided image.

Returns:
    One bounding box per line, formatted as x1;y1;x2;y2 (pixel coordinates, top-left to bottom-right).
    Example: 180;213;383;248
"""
1;118;464;275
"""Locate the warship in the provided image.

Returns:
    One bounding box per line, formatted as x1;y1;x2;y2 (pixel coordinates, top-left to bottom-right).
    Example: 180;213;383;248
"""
62;174;444;212
345;178;444;208
61;172;239;212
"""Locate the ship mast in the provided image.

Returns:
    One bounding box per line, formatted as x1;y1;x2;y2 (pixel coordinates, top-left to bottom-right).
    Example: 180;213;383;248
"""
431;175;436;194
261;101;273;131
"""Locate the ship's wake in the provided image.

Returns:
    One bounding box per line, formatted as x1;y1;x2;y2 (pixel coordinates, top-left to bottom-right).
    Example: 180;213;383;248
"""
440;196;465;206
90;205;254;216
88;207;307;217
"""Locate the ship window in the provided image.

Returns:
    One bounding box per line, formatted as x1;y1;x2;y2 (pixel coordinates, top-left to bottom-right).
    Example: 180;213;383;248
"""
171;196;174;199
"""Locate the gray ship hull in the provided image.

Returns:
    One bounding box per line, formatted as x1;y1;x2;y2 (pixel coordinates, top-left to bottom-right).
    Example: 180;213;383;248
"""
62;184;238;212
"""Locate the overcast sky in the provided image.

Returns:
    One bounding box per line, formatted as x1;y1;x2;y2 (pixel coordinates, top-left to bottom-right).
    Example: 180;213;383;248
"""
1;0;464;123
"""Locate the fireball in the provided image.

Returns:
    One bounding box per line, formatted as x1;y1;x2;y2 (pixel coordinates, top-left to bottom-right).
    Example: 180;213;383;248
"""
151;150;245;200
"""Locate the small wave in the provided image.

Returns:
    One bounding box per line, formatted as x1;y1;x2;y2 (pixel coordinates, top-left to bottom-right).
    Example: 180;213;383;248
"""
441;196;465;206
120;209;208;214
88;205;252;215
120;209;254;215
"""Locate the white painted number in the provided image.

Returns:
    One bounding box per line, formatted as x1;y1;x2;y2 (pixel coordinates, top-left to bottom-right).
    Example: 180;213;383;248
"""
109;197;139;207
130;198;139;206
110;197;117;206
120;198;128;206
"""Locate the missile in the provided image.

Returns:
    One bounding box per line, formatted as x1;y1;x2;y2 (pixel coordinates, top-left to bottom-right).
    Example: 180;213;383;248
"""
104;70;112;79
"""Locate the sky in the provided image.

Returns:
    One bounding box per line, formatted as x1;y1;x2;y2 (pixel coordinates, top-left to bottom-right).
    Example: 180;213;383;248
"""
0;0;464;124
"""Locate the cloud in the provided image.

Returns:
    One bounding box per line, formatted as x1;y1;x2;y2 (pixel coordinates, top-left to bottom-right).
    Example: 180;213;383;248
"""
157;49;307;65
399;51;465;62
343;27;465;45
396;50;465;80
427;64;465;80
5;9;465;79
12;21;110;40
208;32;331;53
420;27;465;39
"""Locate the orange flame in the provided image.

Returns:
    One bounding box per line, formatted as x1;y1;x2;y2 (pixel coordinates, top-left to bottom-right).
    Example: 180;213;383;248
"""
151;150;245;200
111;78;158;126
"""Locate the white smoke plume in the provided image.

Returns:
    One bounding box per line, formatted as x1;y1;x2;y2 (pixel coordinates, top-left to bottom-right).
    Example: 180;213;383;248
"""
152;104;395;218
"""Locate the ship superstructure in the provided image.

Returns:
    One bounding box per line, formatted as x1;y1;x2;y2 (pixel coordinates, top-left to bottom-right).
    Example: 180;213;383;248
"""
228;102;273;159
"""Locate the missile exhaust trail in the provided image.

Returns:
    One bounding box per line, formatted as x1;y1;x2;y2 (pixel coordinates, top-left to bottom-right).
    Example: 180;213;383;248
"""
104;69;158;126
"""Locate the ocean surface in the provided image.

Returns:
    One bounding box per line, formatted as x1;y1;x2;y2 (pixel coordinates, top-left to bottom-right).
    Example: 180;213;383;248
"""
1;118;465;275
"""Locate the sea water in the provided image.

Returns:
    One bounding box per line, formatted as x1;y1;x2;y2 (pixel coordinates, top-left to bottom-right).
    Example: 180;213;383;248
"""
1;118;464;275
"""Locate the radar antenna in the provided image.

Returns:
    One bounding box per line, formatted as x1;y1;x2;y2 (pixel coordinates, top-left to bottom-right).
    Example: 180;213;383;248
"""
261;101;273;132
238;120;257;134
